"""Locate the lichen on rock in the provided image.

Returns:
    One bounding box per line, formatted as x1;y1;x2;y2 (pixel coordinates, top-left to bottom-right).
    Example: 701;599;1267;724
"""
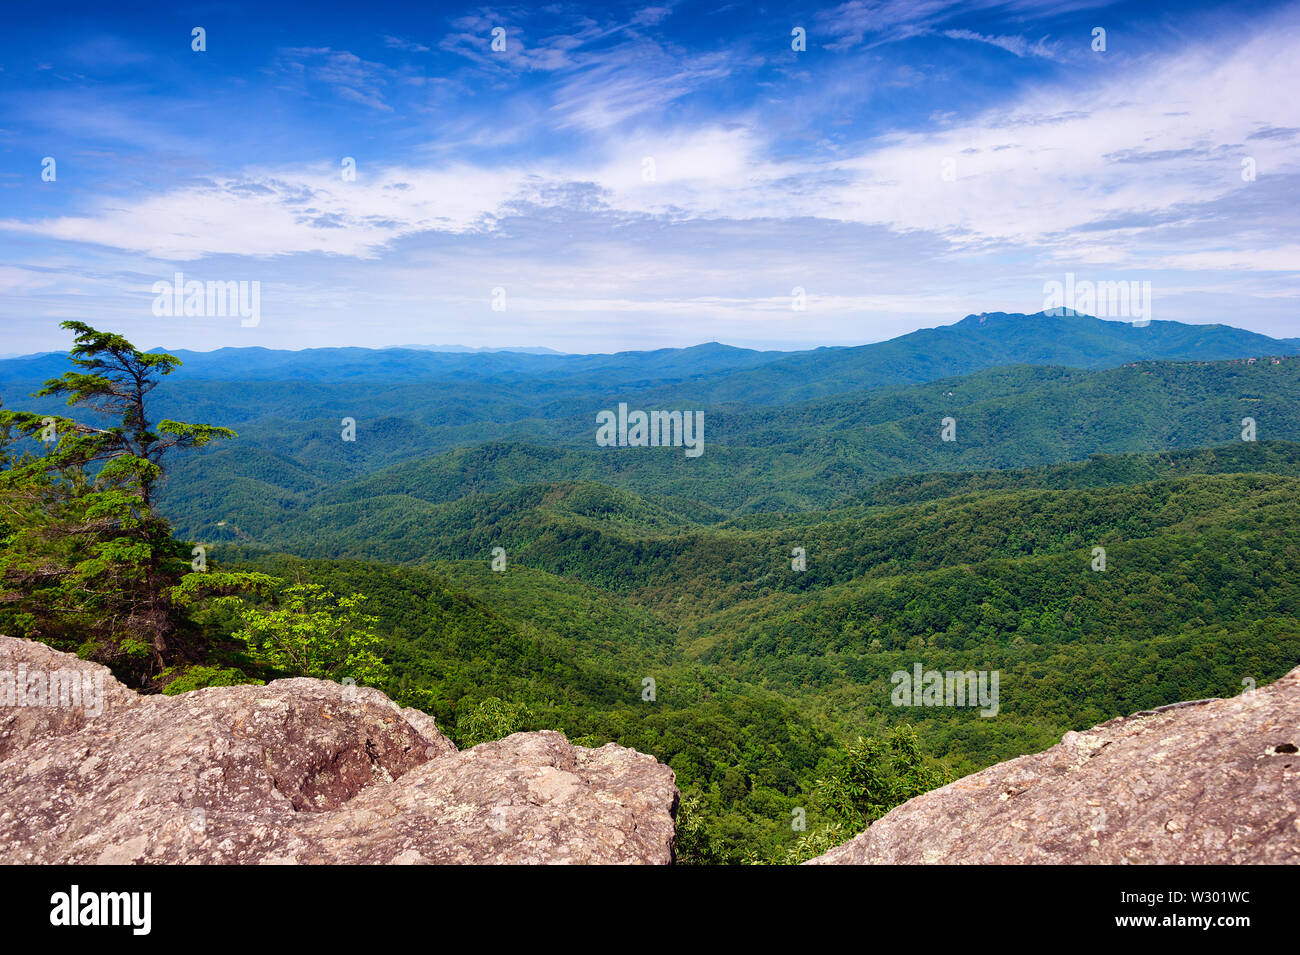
809;665;1300;865
0;636;678;865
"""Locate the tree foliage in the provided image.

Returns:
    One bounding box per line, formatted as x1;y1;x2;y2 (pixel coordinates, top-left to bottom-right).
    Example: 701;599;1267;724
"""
454;696;533;748
0;322;249;681
232;582;389;685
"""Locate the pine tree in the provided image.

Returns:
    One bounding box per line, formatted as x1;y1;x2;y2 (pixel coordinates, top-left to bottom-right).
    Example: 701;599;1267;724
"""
0;321;239;675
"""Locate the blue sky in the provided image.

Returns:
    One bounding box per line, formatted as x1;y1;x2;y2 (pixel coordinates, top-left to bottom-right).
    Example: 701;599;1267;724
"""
1;0;1297;353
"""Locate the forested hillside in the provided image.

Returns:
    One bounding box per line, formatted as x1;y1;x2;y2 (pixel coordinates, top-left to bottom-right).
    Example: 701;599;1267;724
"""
4;312;1297;531
154;355;1300;544
210;446;1300;858
4;313;1298;863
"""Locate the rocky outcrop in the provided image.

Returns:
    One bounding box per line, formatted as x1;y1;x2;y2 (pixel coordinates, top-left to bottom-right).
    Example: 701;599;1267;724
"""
810;664;1300;864
0;637;138;762
0;636;677;864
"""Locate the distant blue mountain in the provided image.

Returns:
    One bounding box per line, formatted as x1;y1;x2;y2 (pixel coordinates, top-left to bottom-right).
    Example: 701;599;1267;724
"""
671;310;1300;404
392;344;568;355
1;312;1294;402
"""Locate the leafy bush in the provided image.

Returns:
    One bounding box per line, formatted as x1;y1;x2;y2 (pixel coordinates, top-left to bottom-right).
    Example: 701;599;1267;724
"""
778;725;952;864
454;697;533;748
233;583;389;685
160;665;262;695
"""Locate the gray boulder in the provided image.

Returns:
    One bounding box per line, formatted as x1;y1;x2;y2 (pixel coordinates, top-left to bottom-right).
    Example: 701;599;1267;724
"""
810;664;1300;864
0;636;677;865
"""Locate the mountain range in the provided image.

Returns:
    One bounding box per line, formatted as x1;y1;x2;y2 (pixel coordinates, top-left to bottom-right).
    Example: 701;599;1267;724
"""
5;308;1298;861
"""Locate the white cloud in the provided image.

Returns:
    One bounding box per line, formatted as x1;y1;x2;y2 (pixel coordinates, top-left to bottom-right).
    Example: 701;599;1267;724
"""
7;14;1298;272
942;29;1059;59
275;47;396;112
2;6;1298;351
0;165;522;259
548;47;734;130
0;266;58;293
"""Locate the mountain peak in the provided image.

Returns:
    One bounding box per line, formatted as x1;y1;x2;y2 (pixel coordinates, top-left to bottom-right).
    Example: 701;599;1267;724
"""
957;309;1090;327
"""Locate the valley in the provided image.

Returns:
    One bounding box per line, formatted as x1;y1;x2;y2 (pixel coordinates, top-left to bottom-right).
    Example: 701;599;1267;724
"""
8;312;1282;861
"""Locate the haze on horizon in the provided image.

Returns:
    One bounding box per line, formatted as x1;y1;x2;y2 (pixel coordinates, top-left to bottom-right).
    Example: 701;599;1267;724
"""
1;0;1297;354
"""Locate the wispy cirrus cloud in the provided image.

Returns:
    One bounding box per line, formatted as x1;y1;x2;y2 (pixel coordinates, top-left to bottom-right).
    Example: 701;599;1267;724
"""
382;35;431;53
942;29;1061;58
10;13;1295;272
0;0;1297;352
549;46;735;130
274;47;396;112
